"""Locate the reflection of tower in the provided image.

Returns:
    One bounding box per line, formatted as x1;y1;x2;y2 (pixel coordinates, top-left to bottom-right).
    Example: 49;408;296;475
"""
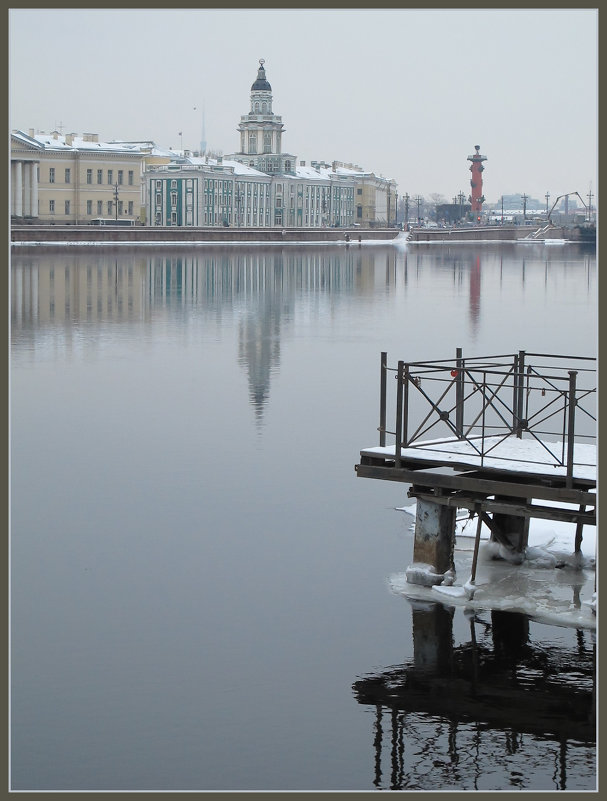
467;145;487;218
237;256;285;425
469;253;481;333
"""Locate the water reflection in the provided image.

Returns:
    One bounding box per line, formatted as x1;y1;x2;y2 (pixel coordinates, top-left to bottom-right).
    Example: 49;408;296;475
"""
353;603;596;791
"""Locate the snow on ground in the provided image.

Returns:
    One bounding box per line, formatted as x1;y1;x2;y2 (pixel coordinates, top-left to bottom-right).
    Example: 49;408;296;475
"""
392;501;596;629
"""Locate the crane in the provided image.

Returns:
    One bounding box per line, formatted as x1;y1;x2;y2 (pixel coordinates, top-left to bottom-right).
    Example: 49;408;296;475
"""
547;192;588;223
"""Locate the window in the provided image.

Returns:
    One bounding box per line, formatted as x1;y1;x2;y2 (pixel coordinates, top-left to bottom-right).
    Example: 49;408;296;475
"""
86;200;92;215
248;133;257;154
65;168;71;183
155;194;162;206
49;168;55;183
118;201;123;215
171;192;177;207
357;188;362;195
128;171;134;185
97;169;103;184
64;200;70;214
171;179;177;189
107;170;113;184
357;206;363;219
128;201;134;216
171;211;177;224
97;200;103;215
107;201;113;215
264;132;272;153
118;170;123;185
49;199;55;213
86;169;93;184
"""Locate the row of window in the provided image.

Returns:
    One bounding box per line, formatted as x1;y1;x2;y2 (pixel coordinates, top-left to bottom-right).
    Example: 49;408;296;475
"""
47;199;134;216
48;167;135;185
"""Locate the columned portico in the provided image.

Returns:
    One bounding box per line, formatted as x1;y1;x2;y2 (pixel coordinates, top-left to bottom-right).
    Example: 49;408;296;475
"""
11;159;39;218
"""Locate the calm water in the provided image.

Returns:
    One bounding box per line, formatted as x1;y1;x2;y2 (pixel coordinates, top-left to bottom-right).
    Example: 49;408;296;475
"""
10;242;597;791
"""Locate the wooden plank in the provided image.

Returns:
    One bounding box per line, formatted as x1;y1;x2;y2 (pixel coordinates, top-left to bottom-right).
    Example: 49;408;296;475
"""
355;462;595;506
408;489;596;525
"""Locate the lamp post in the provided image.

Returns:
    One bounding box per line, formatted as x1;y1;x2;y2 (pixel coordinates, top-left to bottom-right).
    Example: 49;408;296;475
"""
545;191;550;217
458;191;465;223
413;195;423;225
113;183;119;222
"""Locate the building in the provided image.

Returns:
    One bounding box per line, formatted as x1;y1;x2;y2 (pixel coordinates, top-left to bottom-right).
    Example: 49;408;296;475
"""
328;162;397;227
146;61;357;228
10;130;150;224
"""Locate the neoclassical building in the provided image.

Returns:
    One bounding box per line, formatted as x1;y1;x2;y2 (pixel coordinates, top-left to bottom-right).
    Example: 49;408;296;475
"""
147;60;356;228
10;131;180;224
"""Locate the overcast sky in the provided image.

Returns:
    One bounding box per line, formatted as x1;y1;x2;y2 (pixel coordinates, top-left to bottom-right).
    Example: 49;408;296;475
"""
9;8;597;205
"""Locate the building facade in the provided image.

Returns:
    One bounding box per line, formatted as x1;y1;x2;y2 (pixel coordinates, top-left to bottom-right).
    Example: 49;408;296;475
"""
11;130;151;224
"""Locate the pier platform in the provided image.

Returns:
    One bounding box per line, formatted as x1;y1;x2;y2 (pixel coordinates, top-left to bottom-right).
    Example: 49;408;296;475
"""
355;350;596;624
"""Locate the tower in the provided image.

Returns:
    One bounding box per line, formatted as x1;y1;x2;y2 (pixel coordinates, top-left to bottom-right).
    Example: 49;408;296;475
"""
467;145;487;218
228;59;296;175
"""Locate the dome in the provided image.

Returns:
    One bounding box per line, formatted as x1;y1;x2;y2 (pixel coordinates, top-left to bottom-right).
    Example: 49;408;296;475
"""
251;59;271;91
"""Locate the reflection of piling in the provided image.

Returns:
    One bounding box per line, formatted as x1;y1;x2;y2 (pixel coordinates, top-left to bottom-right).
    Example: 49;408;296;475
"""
411;602;454;673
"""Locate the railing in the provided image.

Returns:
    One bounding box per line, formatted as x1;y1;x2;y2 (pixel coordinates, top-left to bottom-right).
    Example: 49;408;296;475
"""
378;349;596;487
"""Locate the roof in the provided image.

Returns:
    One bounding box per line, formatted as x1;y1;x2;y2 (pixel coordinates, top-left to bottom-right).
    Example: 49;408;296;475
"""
251;60;271;92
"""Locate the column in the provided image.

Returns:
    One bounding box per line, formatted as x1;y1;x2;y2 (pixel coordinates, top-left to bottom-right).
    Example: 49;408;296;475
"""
13;161;23;217
23;162;32;217
31;161;39;218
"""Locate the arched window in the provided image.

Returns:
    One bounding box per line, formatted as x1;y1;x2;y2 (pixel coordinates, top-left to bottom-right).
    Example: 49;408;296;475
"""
264;132;272;154
255;102;260;113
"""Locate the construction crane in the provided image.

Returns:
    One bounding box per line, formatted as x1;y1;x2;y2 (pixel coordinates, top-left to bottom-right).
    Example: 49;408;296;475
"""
547;191;588;222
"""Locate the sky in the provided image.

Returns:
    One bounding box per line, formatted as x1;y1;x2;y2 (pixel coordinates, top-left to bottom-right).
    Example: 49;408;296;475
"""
9;8;598;205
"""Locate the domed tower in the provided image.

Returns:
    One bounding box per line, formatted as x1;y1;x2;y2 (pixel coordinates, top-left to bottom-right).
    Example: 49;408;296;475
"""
239;60;283;158
467;145;487;218
228;60;296;175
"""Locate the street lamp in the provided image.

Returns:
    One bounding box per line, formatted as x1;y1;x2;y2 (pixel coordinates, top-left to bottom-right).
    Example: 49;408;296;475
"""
113;183;119;222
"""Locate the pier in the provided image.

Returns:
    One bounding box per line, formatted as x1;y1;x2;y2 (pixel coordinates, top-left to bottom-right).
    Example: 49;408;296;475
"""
355;350;596;593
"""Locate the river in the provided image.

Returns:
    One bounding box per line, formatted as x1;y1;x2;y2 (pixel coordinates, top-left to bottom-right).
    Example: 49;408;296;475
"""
10;242;596;791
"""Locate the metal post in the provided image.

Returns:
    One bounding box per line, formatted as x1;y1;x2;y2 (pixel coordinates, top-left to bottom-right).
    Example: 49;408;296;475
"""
512;353;519;434
517;350;526;438
455;347;464;438
379;351;387;447
469;511;484;587
395;361;404;468
403;363;410;447
566;370;578;488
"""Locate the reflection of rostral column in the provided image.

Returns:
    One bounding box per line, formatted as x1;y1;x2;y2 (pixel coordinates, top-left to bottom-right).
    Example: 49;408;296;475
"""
467;145;487;220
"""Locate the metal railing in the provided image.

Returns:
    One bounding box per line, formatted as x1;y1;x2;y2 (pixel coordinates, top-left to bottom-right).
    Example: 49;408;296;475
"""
378;349;596;487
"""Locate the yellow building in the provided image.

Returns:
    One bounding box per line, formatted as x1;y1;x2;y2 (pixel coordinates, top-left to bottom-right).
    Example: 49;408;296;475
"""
331;162;398;227
10;130;154;224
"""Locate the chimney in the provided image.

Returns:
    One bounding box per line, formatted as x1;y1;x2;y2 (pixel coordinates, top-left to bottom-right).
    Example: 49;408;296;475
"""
65;133;74;145
300;160;306;167
28;128;35;137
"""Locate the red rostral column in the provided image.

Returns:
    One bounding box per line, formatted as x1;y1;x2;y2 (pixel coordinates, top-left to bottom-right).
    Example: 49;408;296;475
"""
467;145;487;220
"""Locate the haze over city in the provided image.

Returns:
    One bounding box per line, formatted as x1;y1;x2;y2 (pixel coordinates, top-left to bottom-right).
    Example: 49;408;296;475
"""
9;8;597;205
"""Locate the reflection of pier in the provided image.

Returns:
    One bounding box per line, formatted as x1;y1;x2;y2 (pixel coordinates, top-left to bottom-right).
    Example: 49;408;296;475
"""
353;603;596;790
356;350;596;591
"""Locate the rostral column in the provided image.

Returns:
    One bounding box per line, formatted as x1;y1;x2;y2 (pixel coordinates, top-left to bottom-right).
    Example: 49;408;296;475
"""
467;145;487;220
